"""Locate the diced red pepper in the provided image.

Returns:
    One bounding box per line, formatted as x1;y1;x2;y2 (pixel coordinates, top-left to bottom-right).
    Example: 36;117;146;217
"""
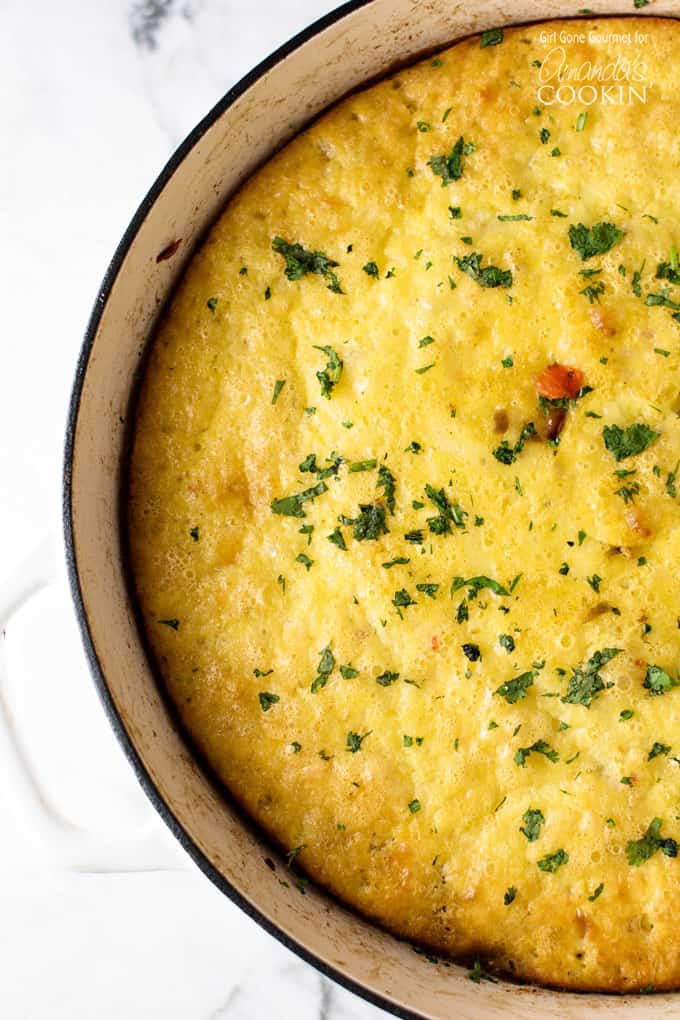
536;363;585;401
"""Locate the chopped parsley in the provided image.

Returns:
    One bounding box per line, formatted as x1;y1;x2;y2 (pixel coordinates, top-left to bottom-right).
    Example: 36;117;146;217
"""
393;588;416;609
588;882;604;902
346;731;370;753
313;344;343;398
496;670;536;704
462;643;481;662
416;583;439;599
363;261;379;278
561;648;621;708
272;236;343;293
207;296;218;312
408;799;422;814
451;575;509;599
377;465;397;514
539;127;550;144
515;740;559;767
159;618;179;630
189;526;199;542
568;222;625;261
427;136;475;185
271;480;328;518
376;670;399;687
626;818;678;866
644;664;678;695
603;423;659;462
339;503;389;541
520;808;545;842
311;646;335;693
340;664;359;679
537;849;569;873
258;691;279;712
271;379;286;404
455;251;512;288
504;886;517;905
648;741;671;760
327;527;347;550
424;483;466;534
480;27;503;47
493;421;536;465
499;634;515;654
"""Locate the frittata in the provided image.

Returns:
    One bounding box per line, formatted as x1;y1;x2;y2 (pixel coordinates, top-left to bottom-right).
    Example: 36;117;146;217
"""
128;17;680;991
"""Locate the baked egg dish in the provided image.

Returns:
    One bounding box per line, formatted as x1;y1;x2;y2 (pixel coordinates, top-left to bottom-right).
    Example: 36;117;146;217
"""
128;17;680;992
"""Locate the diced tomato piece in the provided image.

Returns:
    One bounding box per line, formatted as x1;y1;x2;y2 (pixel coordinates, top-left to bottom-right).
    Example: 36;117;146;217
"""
536;363;585;400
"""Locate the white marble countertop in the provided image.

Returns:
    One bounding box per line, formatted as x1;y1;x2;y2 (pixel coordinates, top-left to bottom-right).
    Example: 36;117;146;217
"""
2;2;389;1016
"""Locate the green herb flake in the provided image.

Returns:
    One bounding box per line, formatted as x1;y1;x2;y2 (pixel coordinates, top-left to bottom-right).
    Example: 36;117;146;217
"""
271;379;286;404
648;741;671;760
159;618;179;630
520;808;545;842
313;344;343;399
480;27;503;47
428;136;475;186
207;296;218;312
496;670;536;704
363;261;379;278
575;112;588;132
561;648;621;708
346;730;370;753
258;691;280;712
568;222;625;261
626;818;678;865
537;849;569;873
499;634;515;654
644;664;678;696
408;799;422;814
603;423;659;462
504;886;517;905
515;740;559;767
455;251;512;289
272;236;343;293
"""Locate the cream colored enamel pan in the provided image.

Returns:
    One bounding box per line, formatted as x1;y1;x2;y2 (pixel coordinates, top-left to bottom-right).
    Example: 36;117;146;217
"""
64;1;680;1016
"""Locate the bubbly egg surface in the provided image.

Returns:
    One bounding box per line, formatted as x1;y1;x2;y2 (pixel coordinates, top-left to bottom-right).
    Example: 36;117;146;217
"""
129;18;680;991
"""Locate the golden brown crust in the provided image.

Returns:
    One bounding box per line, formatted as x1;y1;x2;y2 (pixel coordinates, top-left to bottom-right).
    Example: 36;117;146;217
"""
129;18;680;992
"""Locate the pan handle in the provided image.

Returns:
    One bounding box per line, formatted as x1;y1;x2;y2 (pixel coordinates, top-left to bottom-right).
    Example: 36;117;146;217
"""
0;535;187;873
